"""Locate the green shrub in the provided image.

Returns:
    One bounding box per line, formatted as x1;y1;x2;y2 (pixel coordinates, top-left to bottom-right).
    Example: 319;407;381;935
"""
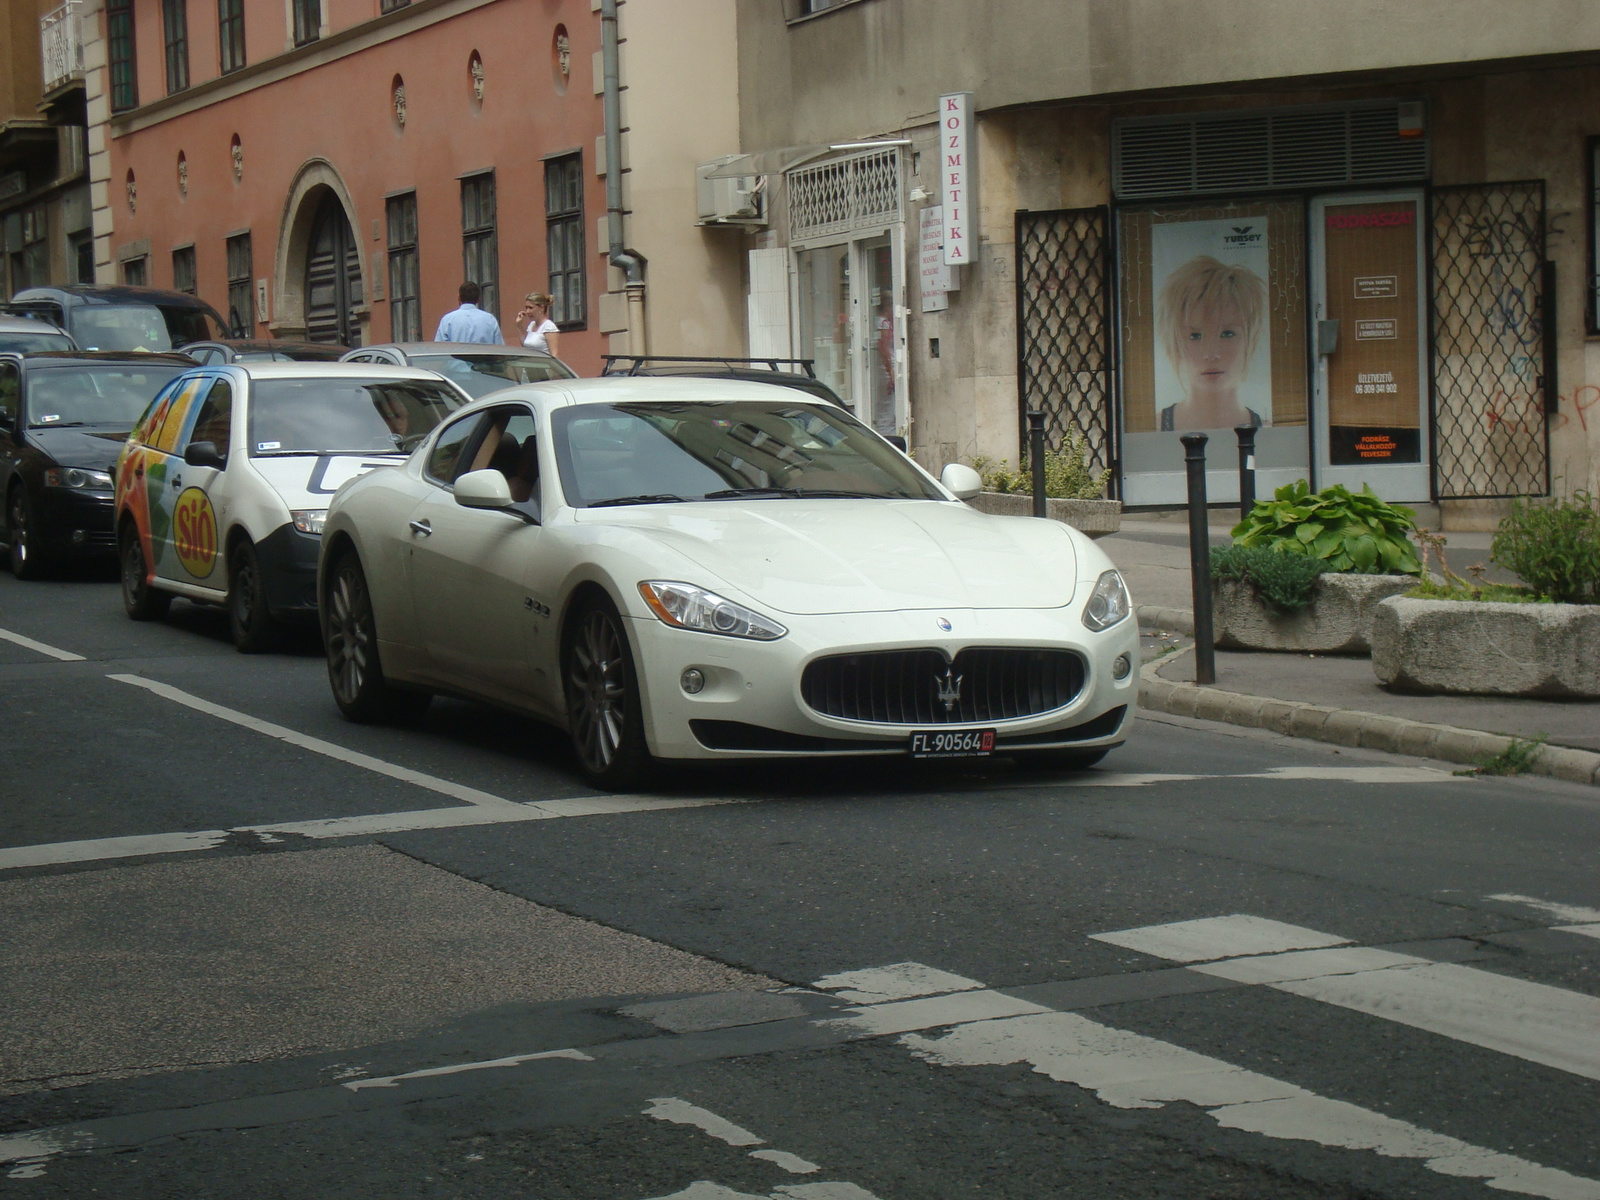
1490;491;1600;605
1405;578;1551;604
971;431;1111;500
1232;480;1421;574
1211;543;1326;612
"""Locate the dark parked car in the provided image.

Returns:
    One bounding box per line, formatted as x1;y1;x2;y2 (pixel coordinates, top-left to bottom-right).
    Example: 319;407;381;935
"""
2;285;228;354
600;356;851;408
0;315;76;355
0;351;194;578
340;342;574;398
180;339;346;365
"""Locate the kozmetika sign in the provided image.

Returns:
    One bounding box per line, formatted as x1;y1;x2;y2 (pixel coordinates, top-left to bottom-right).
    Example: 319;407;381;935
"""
939;92;973;267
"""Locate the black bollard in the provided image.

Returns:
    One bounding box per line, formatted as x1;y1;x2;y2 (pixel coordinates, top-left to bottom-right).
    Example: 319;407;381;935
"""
1028;410;1047;518
1180;432;1216;686
1234;424;1257;519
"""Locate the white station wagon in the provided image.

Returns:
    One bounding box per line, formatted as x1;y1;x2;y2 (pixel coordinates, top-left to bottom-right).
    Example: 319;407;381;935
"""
318;377;1138;788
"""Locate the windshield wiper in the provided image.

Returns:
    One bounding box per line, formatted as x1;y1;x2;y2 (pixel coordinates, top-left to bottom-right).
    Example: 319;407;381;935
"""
28;421;91;429
589;493;691;508
703;487;904;500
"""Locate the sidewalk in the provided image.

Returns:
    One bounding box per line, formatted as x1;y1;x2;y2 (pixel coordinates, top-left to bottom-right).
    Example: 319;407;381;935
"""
1104;518;1600;786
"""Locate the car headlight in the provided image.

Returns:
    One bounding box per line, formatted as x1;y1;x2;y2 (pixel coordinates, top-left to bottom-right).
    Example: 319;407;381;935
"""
638;581;787;640
290;509;327;535
43;467;113;490
1082;569;1131;632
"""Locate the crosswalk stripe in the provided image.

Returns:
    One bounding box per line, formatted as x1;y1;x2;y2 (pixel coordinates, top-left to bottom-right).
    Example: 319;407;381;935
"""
1095;914;1600;1082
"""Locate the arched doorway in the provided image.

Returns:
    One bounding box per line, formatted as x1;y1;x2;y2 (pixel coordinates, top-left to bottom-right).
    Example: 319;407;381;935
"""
303;192;363;345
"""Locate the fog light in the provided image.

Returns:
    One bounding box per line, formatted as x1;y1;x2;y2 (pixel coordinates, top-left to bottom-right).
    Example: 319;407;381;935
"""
1112;652;1132;680
680;668;706;695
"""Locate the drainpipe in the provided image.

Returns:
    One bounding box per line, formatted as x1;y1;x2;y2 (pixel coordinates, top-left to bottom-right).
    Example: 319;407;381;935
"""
601;0;647;353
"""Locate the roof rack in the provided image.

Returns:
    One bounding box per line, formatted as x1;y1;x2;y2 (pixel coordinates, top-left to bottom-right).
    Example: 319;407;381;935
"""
601;355;820;379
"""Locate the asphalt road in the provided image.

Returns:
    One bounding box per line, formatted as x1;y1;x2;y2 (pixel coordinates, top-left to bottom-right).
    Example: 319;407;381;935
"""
2;566;1598;1200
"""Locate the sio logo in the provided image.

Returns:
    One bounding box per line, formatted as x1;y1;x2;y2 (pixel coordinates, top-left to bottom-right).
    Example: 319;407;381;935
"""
172;487;217;577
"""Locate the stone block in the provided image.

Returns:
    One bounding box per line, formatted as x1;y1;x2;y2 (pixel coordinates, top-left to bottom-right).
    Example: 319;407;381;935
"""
1213;573;1414;655
966;492;1121;538
1319;710;1366;748
1287;705;1331;739
1538;746;1600;787
1372;597;1600;698
1253;698;1299;734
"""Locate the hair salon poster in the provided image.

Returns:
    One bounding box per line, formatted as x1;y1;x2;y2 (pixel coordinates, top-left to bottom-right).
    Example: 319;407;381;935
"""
1150;218;1273;432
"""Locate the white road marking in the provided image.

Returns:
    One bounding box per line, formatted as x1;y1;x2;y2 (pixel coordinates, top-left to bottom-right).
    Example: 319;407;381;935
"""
1104;915;1600;1082
1091;914;1352;962
1558;923;1600;943
810;963;984;1004
343;1048;591;1090
646;1098;764;1147
108;673;525;809
0;829;231;870
1488;894;1600;924
0;626;84;662
822;989;1050;1038
903;1010;1600;1200
749;1150;820;1174
645;1186;883;1200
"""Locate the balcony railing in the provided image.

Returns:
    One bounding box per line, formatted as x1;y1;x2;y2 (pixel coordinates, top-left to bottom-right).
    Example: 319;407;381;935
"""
41;0;84;94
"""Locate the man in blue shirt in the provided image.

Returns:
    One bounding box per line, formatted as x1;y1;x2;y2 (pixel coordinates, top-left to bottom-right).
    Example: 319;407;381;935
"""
434;281;503;344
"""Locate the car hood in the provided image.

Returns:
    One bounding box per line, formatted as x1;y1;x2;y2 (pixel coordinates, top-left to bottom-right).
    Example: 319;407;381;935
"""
248;453;406;508
27;427;129;470
585;499;1080;614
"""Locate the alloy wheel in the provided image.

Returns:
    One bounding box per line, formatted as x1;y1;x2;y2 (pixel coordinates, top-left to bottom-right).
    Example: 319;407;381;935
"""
567;607;628;773
326;564;373;706
8;491;29;576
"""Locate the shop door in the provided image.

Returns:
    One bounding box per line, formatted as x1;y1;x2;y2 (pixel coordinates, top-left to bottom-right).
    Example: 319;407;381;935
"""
794;232;904;433
304;194;364;347
1310;192;1429;501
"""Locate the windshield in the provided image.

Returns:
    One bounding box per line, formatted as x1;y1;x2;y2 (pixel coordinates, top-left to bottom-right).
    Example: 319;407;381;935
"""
69;305;173;352
248;377;466;455
24;364;189;428
551;400;941;508
412;353;573;398
0;331;74;354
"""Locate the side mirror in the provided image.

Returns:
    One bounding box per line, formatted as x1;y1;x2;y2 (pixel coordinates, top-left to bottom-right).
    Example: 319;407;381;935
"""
885;434;909;452
940;462;984;501
454;468;514;510
183;441;226;469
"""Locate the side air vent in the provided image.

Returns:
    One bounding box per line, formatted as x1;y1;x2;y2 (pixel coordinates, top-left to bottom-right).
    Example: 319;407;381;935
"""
1113;101;1429;200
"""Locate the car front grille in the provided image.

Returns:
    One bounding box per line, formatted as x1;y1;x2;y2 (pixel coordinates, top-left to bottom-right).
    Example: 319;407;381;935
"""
800;647;1087;725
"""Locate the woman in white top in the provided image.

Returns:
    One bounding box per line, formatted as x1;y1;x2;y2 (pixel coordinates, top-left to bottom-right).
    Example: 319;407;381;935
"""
516;292;561;358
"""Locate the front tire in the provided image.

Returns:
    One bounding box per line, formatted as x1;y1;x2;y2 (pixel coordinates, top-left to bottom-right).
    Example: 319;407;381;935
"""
324;551;430;723
562;597;653;790
8;487;49;581
119;523;171;621
228;538;277;653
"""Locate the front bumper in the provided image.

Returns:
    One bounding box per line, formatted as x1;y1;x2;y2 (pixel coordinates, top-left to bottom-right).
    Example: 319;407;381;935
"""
256;522;323;619
627;605;1139;761
34;487;116;557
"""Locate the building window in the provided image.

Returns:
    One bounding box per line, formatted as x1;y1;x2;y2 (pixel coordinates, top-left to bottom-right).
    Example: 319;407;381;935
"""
386;192;420;342
225;233;252;336
218;0;246;74
122;256;148;287
162;0;189;93
544;153;585;328
70;232;94;284
380;0;410;12
172;246;196;295
107;0;138;112
292;0;320;46
460;172;499;320
10;209;51;292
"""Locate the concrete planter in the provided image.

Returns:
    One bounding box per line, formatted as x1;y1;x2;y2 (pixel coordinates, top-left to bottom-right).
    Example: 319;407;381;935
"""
966;492;1121;538
1213;572;1414;655
1372;596;1600;697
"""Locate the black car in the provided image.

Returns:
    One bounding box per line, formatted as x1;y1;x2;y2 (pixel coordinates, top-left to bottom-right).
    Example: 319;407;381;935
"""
0;315;76;354
2;285;228;354
180;339;346;365
0;351;194;578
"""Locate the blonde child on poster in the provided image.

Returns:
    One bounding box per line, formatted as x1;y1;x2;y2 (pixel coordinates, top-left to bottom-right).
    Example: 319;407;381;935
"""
1155;255;1269;432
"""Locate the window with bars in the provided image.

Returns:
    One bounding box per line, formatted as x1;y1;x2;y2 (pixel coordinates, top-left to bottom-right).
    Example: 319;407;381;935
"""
292;0;320;46
387;192;421;342
218;0;245;74
226;233;252;337
162;0;189;93
544;154;585;328
108;0;137;112
460;172;499;320
172;245;196;295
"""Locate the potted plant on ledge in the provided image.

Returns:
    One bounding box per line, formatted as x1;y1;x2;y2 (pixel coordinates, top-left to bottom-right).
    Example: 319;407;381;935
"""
966;431;1121;537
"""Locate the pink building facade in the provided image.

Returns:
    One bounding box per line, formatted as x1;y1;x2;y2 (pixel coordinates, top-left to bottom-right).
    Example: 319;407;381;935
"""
104;0;607;373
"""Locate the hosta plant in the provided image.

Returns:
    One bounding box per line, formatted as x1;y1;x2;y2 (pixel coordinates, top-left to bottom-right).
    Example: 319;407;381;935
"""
1231;480;1421;575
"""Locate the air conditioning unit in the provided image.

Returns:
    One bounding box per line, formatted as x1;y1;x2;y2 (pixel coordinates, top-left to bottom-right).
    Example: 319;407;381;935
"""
696;157;763;226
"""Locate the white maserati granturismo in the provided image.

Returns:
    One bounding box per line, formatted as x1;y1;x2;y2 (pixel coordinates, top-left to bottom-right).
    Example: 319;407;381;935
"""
317;377;1137;788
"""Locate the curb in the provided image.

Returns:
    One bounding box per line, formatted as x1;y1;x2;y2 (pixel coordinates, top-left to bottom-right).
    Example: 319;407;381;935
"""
1137;646;1600;788
1137;604;1195;636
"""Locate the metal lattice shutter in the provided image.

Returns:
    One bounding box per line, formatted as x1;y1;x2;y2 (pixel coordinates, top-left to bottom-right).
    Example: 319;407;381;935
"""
1114;101;1429;200
1015;207;1116;488
1430;181;1550;499
788;148;901;243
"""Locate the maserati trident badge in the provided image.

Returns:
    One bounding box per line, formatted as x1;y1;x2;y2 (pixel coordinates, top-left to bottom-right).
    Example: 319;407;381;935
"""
934;668;963;716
